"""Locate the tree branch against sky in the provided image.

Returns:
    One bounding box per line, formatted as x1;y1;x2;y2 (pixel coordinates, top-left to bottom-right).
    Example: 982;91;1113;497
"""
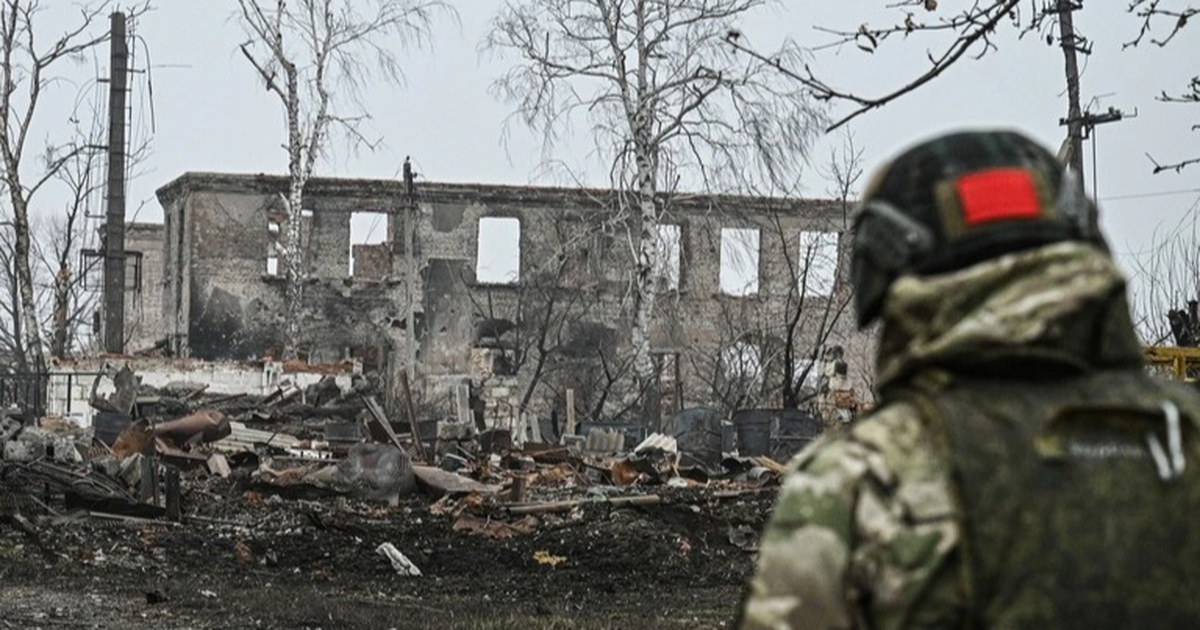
779;132;860;408
1128;196;1200;345
486;0;825;424
34;117;132;359
0;0;146;372
235;0;450;358
722;0;1108;152
1126;0;1200;173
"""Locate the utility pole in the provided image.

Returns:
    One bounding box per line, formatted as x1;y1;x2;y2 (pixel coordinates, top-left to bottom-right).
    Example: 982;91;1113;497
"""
403;157;417;381
1060;107;1132;199
1056;0;1087;184
102;11;128;354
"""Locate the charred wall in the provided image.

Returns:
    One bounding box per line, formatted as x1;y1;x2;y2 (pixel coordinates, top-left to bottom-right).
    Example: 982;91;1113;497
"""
154;173;871;422
124;222;166;352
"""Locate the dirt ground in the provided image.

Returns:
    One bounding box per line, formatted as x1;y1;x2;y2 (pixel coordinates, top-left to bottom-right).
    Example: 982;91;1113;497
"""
0;482;774;629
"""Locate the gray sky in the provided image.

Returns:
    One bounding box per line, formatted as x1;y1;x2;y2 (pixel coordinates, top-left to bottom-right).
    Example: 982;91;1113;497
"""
32;2;1200;302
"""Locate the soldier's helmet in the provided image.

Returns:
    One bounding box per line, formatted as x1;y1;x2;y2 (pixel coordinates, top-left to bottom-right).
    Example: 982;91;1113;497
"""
850;129;1108;328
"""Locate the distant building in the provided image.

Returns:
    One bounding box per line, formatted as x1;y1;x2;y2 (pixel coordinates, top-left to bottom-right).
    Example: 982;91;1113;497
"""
132;172;871;423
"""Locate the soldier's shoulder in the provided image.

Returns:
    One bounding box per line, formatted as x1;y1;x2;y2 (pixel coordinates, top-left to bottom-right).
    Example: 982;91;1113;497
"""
786;400;935;477
778;399;956;532
747;401;964;629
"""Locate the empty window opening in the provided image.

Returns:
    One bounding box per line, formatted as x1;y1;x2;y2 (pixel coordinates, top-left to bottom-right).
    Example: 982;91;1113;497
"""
653;224;681;291
350;211;389;277
476;217;521;284
798;231;839;296
266;217;284;276
720;228;760;296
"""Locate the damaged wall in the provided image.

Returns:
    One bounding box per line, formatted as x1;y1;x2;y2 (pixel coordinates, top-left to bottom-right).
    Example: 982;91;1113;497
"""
156;175;411;370
152;173;872;426
45;357;357;423
124;222;166;352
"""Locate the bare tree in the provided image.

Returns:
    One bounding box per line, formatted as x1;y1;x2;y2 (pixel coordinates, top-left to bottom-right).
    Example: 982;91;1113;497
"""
0;216;23;365
683;136;859;413
685;299;774;411
0;1;139;371
683;212;852;412
1127;1;1200;173
236;0;448;357
35;137;104;359
546;328;640;423
776;132;861;407
726;1;1093;146
466;250;580;413
1128;198;1200;345
465;210;646;430
487;0;824;423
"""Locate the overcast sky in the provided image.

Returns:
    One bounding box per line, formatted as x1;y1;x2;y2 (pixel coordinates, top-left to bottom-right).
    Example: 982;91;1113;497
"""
31;2;1200;305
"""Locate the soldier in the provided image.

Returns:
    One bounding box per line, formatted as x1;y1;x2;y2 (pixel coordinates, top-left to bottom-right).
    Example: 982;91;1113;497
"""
738;129;1200;629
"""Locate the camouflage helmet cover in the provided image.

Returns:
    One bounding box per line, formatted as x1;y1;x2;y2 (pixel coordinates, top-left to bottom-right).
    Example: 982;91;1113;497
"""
850;129;1106;327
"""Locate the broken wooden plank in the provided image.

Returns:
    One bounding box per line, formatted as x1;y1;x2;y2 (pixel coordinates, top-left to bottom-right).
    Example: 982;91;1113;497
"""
711;488;773;500
398;373;427;463
184;514;242;527
86;511;179;526
503;494;661;516
749;456;786;475
413;465;501;496
204;392;247;406
182;383;211;402
361;394;410;455
165;467;182;522
212;421;300;453
566;389;577;436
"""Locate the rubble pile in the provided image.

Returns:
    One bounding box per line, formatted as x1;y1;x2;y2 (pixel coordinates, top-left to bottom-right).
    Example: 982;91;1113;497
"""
0;366;800;628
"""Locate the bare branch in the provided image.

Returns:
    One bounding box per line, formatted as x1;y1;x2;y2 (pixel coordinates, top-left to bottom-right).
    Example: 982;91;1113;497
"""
488;1;826;423
1125;0;1198;48
0;0;144;368
235;0;452;356
727;0;1022;131
1148;152;1200;174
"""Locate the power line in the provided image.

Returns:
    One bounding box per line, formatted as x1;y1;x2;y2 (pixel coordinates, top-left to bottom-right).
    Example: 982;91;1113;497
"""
1101;188;1200;202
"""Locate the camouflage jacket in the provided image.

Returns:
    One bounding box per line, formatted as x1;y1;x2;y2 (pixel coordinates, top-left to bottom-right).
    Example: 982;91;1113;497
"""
738;242;1147;630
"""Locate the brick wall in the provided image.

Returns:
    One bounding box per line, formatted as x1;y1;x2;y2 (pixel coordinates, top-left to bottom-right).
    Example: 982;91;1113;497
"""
353;243;391;280
152;173;874;425
124;222;165;351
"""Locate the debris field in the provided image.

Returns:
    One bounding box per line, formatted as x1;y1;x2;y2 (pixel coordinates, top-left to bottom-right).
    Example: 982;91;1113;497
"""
1;368;789;629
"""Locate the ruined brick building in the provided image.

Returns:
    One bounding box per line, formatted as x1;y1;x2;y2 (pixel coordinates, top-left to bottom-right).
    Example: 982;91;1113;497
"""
129;173;871;429
123;222;165;351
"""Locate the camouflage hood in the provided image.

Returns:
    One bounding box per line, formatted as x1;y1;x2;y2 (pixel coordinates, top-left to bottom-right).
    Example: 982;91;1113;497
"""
876;241;1144;388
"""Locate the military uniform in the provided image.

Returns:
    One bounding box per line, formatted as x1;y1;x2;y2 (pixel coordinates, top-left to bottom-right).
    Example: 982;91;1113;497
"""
740;242;1200;629
739;129;1200;630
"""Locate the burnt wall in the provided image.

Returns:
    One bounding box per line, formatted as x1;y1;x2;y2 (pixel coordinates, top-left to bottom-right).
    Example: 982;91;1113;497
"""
155;173;872;422
124;222;166;351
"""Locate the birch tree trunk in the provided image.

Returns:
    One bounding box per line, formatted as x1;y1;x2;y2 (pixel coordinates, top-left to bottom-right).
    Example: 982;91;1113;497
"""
9;193;43;371
50;265;69;358
283;57;305;358
237;0;444;360
630;118;660;427
490;0;823;423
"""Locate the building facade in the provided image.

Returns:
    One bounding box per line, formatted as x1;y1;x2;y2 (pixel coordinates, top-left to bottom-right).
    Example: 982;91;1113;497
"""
147;173;871;427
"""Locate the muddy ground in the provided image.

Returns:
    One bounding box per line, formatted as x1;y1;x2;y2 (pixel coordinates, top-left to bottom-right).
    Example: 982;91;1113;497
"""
0;481;774;629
